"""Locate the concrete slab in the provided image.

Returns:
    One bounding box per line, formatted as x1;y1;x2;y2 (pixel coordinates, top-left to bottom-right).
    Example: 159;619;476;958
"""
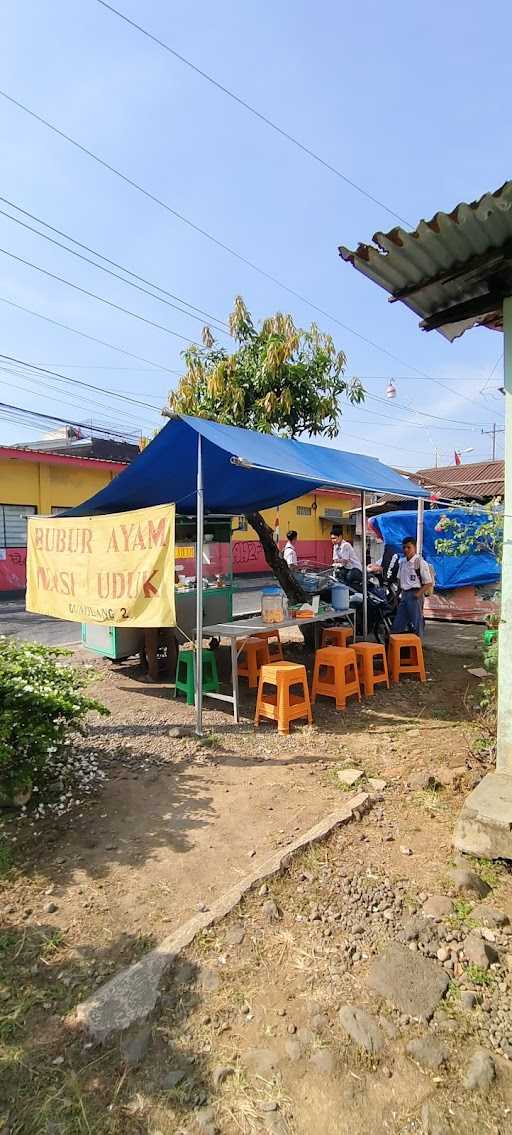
453;772;512;858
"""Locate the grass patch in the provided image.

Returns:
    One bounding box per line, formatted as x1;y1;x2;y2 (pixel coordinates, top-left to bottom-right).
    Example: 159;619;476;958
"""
413;787;447;814
466;964;495;987
467;856;504;890
0;837;13;878
448;899;477;930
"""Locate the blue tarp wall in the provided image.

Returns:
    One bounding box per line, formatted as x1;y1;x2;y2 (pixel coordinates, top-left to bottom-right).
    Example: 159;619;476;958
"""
371;509;501;591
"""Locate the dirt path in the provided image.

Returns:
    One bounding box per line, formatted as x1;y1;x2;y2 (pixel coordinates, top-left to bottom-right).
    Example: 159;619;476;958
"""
2;619;504;1133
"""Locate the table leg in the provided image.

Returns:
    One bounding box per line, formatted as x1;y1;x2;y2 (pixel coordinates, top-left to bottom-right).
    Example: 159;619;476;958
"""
231;637;240;723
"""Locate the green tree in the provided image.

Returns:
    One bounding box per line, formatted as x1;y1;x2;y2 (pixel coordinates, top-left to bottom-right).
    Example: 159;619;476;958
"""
435;500;503;564
168;297;364;601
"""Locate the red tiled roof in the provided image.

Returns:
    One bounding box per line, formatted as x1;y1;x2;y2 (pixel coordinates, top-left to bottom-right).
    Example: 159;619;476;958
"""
414;460;504;499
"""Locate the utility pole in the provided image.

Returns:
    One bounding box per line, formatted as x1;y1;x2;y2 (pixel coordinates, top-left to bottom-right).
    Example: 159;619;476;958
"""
481;422;505;460
497;298;512;774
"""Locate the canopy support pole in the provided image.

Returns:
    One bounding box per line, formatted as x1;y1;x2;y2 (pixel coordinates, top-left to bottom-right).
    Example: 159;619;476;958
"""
361;491;368;639
195;434;204;737
416;497;425;555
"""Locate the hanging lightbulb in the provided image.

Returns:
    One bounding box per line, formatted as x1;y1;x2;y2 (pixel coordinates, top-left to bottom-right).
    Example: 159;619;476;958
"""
385;380;397;399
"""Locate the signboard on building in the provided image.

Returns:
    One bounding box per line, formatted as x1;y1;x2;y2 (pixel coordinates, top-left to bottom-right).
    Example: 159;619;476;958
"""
26;504;176;627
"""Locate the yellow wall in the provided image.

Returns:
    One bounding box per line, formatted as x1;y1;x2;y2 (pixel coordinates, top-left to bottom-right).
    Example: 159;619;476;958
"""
233;490;356;543
0;455;118;513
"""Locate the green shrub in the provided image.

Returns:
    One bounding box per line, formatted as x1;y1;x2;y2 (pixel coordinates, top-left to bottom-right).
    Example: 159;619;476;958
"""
0;637;108;812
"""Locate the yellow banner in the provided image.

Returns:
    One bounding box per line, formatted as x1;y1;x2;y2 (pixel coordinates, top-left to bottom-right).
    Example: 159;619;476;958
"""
26;504;176;627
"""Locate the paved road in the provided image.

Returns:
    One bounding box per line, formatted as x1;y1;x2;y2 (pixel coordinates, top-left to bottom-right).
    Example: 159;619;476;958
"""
0;584;267;647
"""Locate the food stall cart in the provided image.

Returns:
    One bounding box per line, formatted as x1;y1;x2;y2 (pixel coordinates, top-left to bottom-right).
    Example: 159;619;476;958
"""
66;414;429;735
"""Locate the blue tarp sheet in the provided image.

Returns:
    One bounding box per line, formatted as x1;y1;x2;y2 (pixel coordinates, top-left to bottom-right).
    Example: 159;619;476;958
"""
71;415;429;516
371;509;501;591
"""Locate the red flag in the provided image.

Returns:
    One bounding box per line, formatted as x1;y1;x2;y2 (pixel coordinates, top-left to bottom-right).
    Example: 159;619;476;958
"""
454;450;462;465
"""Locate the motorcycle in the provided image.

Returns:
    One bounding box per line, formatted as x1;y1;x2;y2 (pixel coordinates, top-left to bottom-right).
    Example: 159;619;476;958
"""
346;572;399;644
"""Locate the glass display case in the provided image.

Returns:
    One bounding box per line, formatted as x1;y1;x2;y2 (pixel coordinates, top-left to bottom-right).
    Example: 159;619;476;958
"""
81;514;234;659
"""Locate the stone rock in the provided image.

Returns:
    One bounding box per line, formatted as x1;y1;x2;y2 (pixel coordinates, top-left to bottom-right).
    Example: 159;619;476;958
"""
461;991;478;1010
262;900;280;923
285;1038;303;1062
264;1114;287;1135
401;915;424;942
212;1065;234;1088
196;1106;218;1135
448;868;491;899
224;924;245;947
422;895;453;920
437;947;450;963
44;901;58;914
435;765;466;788
421;1101;450;1135
245;1048;279;1076
309;1048;335;1074
463;933;499;970
471;904;510;929
368;778;387;791
120;1022;152;1068
337;768;364;787
400;846;413;856
159;1068;186;1090
408;770;440;791
406;1036;449;1070
339;1005;384;1054
367;944;449;1020
462;1048;496;1091
199;968;221;993
168;725;194;739
259;883;268;896
311;1012;329;1033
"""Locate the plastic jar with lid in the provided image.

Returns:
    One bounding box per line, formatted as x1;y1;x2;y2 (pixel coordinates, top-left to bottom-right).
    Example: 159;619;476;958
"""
261;585;286;624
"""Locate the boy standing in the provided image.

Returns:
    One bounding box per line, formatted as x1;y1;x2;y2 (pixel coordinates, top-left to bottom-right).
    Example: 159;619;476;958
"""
392;536;432;638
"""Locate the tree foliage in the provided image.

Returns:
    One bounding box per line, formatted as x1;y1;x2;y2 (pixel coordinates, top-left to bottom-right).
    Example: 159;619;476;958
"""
168;297;364;602
435;500;503;564
168;296;364;436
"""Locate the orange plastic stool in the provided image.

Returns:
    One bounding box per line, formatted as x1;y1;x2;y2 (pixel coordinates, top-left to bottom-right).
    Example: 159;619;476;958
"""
311;646;360;710
354;642;390;696
321;625;354;649
387;633;426;684
254;629;284;662
237;636;270;688
255;661;312;734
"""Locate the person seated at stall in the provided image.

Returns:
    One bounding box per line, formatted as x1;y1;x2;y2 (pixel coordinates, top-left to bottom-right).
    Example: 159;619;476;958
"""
330;526;362;587
283;529;299;571
369;543;400;586
392;536;433;638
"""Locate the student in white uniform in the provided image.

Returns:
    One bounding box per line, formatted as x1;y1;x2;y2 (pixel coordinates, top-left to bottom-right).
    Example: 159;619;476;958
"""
330;526;362;585
283;530;299;570
392;536;432;638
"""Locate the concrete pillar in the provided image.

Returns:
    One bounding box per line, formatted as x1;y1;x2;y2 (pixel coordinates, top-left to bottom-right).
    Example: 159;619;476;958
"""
453;296;512;856
497;296;512;772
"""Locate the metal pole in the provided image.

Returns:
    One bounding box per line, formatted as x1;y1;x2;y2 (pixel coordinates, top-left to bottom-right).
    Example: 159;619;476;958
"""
416;497;425;555
195;434;204;736
497;298;512;773
361;491;368;640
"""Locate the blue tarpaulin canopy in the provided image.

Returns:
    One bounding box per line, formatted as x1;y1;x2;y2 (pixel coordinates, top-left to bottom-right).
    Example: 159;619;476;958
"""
371;509;501;591
72;415;429;516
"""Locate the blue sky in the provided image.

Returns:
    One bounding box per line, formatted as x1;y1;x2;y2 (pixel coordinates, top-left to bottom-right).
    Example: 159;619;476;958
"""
0;0;508;469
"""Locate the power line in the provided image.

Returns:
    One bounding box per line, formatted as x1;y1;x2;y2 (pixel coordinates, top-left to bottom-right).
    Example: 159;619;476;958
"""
0;245;204;347
0;366;158;430
364;391;482;429
0;353;162;413
0;87;494;416
94;0;411;228
0;399;141;440
0;194;228;334
0;294;182;376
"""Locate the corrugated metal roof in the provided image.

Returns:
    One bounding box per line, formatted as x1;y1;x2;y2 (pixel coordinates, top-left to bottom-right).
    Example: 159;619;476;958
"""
414;459;504;499
339;181;512;340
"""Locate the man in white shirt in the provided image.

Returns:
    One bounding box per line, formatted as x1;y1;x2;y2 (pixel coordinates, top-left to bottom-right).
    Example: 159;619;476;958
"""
392;536;432;638
331;527;362;583
283;529;298;570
